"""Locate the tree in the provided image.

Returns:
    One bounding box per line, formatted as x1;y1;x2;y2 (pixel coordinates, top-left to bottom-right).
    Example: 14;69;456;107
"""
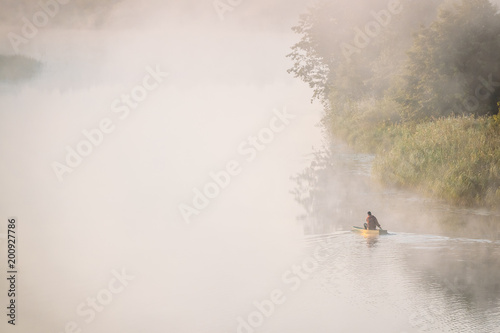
286;1;338;102
395;0;500;120
287;0;443;110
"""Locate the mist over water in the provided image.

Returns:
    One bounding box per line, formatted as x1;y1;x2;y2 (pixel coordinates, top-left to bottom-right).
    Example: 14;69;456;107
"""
0;1;324;332
1;1;500;333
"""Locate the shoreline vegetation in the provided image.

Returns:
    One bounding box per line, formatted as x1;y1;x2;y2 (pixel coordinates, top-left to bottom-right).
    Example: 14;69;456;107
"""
328;112;500;208
0;54;41;83
288;0;500;209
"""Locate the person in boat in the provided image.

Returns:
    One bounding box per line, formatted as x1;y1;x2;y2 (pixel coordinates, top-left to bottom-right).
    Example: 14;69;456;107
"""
364;211;382;230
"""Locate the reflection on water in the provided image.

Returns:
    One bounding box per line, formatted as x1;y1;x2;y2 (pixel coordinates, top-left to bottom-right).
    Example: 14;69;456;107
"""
292;141;500;240
288;142;500;332
364;234;379;248
287;232;500;333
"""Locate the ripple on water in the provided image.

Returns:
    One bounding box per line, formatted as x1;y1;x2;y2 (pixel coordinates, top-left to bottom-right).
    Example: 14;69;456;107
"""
296;231;500;332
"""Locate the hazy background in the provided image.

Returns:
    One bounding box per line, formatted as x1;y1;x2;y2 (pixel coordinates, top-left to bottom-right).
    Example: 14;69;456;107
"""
0;1;326;332
1;1;500;332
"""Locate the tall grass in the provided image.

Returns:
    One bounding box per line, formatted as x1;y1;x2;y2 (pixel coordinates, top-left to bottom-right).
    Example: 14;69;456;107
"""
374;116;500;207
327;101;500;208
325;98;406;154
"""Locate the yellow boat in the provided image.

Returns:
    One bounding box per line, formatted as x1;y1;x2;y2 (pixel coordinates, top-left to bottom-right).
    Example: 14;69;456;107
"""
352;226;388;235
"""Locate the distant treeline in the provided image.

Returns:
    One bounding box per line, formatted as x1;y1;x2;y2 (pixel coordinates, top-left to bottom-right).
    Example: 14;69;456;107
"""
0;0;124;83
0;54;41;82
289;0;500;208
0;0;123;29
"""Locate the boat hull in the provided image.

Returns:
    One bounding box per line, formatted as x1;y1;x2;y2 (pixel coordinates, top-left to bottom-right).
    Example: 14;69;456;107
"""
352;226;388;235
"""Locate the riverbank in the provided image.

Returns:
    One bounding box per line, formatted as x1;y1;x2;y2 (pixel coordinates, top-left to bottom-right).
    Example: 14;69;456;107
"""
287;0;500;210
326;111;500;209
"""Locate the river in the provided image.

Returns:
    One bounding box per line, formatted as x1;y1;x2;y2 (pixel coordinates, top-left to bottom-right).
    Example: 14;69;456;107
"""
288;142;500;332
1;2;499;333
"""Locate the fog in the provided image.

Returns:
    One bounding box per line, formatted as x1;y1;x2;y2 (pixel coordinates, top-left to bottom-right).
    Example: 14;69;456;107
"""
1;1;500;333
0;1;325;332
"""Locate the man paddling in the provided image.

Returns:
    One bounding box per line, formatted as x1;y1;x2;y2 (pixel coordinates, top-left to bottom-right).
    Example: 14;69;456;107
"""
364;211;382;230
